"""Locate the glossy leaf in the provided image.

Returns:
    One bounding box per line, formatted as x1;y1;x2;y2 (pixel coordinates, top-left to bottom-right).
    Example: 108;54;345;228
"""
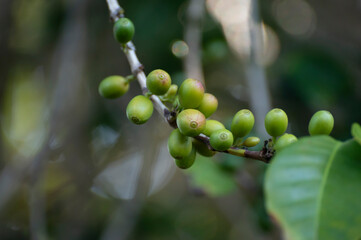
265;136;361;240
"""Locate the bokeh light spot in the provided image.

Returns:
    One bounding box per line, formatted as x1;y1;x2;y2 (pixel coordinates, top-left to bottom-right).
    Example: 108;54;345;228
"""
273;0;316;37
171;40;189;58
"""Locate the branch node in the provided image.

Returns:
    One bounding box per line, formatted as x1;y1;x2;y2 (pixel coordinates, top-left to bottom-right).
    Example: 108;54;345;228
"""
141;87;149;95
132;64;144;76
109;7;124;22
127;42;136;51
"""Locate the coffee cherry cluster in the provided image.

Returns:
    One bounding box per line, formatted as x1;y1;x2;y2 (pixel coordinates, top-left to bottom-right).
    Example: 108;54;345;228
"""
99;68;263;169
100;16;336;170
99;67;335;169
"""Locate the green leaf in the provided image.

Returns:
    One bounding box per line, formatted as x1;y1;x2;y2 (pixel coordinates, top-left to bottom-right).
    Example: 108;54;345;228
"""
186;155;237;197
351;123;361;145
265;136;361;240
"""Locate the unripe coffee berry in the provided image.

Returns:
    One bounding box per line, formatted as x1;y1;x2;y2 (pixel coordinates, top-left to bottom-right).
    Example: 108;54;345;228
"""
98;75;129;99
113;18;135;44
197;93;218;118
168;129;192;159
274;133;297;150
210;129;234;151
146;69;171;95
192;138;216;157
308;110;334;136
126;95;153;124
231;109;255;139
265;108;288;137
176;109;206;137
175;146;196;169
178;78;204;109
242;137;260;148
202;120;225;137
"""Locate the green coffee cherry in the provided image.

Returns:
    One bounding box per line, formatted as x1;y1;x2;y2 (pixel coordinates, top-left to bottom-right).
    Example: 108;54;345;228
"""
210;129;234;151
231;109;255;139
163;84;178;100
202;120;225;137
197;93;218;118
167;129;192;159
146;69;171;95
113;18;135;44
175;146;196;169
178;78;204;109
265;108;288;137
308;110;334;136
192;138;216;157
242;137;260;148
176;109;206;137
98;75;129;99
126;95;153;124
274;133;297;151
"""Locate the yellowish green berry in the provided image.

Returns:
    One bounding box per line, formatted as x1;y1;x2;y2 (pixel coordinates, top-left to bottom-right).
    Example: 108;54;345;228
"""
265;108;288;137
176;109;206;137
98;75;129;99
126;95;153;124
210;129;234;151
202;120;225;137
197;93;218;118
167;129;192;159
178;78;204;109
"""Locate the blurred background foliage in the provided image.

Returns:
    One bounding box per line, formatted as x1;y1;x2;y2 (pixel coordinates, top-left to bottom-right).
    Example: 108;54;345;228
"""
0;0;360;239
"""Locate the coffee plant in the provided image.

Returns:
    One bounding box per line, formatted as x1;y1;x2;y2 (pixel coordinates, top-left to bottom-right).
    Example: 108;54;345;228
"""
102;1;361;239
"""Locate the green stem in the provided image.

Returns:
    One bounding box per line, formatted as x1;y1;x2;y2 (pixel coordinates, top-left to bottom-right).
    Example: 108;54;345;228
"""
144;91;152;98
125;74;136;83
233;137;243;147
227;148;246;157
272;136;277;143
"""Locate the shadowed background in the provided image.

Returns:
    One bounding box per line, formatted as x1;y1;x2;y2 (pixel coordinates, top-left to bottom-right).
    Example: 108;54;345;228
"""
0;0;360;239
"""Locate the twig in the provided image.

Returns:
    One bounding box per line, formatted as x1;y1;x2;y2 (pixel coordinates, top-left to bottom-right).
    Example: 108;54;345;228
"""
105;0;273;163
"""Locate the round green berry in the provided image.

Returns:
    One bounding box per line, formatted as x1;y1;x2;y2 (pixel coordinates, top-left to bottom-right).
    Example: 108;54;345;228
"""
178;78;204;109
175;146;196;169
146;69;171;95
308;110;334;136
126;95;153;124
242;137;260;148
231;109;255;139
274;133;297;151
197;93;218;118
265;108;288;137
210;129;234;151
98;75;129;99
202;120;225;137
167;129;192;159
176;109;206;137
113;18;135;44
192;138;216;157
